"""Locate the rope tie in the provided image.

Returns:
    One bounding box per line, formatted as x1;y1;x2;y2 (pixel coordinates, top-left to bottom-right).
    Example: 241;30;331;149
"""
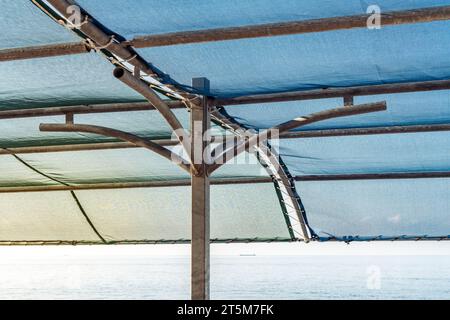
111;53;138;65
58;15;89;30
95;35;116;50
124;53;138;63
183;96;203;109
85;35;116;52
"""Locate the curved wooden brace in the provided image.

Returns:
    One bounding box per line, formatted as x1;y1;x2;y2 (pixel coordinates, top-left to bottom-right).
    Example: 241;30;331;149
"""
113;67;200;175
209;101;387;174
39;123;191;173
113;68;185;133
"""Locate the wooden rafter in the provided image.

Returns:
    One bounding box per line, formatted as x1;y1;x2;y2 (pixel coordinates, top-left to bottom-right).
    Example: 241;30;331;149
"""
215;80;450;106
0;101;184;119
2;6;450;62
1;171;449;193
129;6;450;48
281;123;450;138
0;177;273;193
0;42;89;62
0;79;448;120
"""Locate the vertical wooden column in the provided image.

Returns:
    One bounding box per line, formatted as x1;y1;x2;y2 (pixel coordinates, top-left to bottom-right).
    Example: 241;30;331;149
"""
191;78;211;300
344;95;354;106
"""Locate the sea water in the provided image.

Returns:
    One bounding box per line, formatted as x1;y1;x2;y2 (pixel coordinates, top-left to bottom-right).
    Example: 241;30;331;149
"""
0;251;448;299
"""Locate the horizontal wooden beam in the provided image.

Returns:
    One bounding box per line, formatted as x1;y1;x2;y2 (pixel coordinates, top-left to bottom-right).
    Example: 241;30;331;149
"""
129;6;450;47
1;79;448;120
215;80;450;105
0;140;178;155
1;136;234;155
281;123;450;138
0;177;273;193
1;170;449;193
0;101;185;119
2;123;449;155
295;171;450;181
0;42;89;62
1;78;448;120
3;6;450;62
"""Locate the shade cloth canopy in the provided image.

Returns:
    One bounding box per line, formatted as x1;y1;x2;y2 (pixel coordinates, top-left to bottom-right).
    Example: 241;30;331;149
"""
0;0;449;243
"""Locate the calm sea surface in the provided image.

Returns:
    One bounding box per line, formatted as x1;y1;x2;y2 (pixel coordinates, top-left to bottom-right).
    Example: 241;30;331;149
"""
0;255;449;299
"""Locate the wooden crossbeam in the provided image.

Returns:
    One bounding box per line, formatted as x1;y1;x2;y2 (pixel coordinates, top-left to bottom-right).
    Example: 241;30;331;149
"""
0;101;185;119
215;80;450;105
2;6;450;62
0;171;449;193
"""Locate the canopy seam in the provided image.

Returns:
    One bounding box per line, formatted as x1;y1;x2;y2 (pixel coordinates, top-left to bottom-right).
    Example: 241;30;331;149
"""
70;191;107;243
2;148;107;243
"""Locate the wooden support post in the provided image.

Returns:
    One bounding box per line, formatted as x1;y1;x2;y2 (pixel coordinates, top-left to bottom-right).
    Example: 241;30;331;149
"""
344;96;354;106
191;78;211;300
65;113;74;124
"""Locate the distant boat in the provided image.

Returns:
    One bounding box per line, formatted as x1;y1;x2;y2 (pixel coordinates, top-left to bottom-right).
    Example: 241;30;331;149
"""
239;254;256;257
